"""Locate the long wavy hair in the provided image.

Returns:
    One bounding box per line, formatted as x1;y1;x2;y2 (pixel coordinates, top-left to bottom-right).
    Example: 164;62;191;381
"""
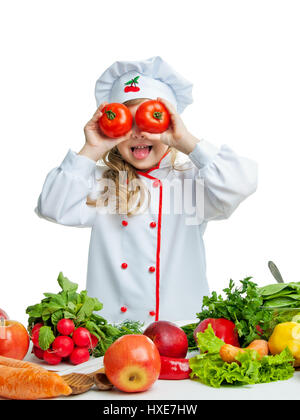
87;98;178;216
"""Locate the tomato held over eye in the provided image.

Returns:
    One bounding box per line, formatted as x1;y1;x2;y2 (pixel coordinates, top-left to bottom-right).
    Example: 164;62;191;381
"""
135;100;171;134
98;103;133;138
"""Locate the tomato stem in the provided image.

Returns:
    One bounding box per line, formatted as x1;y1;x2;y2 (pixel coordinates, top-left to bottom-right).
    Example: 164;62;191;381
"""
153;111;163;120
105;110;116;120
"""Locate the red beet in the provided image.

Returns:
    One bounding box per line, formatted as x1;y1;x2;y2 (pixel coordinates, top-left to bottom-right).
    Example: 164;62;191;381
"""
143;320;188;358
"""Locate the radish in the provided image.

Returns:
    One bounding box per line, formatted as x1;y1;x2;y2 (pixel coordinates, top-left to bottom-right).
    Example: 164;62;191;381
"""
57;318;75;336
31;322;43;335
69;347;90;365
72;327;91;347
32;346;44;360
88;334;99;350
52;336;74;358
43;349;62;365
31;328;41;349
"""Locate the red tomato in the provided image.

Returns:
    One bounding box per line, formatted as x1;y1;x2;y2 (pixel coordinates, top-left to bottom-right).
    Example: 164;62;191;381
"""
98;103;133;138
194;318;240;347
135;100;170;134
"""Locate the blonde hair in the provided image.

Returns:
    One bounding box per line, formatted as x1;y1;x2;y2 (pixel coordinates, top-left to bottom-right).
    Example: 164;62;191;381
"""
88;98;178;216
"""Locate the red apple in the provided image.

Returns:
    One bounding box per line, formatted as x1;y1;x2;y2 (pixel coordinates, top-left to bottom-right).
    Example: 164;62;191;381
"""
104;334;161;393
143;320;188;358
0;320;30;360
0;308;8;320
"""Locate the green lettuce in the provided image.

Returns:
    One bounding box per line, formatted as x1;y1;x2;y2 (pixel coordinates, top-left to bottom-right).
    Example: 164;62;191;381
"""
189;325;295;388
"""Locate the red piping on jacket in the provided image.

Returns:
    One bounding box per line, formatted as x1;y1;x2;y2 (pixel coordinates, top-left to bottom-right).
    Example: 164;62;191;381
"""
136;154;167;321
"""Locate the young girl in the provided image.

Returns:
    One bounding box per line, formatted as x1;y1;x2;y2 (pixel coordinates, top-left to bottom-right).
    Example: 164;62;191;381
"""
36;56;257;324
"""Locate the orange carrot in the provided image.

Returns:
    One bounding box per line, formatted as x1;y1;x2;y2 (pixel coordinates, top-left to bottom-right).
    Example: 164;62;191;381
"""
219;344;245;363
0;356;72;400
0;355;45;371
247;340;269;359
220;340;269;364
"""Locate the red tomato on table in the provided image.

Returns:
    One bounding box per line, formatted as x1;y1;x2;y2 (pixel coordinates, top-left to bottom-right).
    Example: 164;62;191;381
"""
98;103;133;138
135;100;170;133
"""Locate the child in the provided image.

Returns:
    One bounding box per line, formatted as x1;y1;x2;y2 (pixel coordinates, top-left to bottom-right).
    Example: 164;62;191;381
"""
36;56;257;324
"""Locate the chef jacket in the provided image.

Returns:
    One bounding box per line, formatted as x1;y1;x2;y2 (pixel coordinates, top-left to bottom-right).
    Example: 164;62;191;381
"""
36;141;257;324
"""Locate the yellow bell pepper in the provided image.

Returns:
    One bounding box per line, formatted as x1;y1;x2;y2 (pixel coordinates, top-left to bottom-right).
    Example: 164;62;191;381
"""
268;322;300;366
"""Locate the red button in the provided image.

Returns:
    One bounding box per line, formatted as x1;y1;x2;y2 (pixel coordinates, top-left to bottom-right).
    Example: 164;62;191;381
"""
121;306;127;313
150;222;156;228
149;311;156;317
152;180;160;188
121;263;128;269
149;266;156;273
122;220;128;226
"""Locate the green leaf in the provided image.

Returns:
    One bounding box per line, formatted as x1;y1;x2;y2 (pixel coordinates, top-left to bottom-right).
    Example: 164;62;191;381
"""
63;311;76;319
76;297;97;323
57;272;78;292
51;310;64;327
263;297;299;308
196;324;225;355
26;303;43;318
38;326;55;350
67;301;77;312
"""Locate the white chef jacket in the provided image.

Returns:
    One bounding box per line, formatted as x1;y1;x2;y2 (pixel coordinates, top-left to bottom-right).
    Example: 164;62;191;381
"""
36;141;257;324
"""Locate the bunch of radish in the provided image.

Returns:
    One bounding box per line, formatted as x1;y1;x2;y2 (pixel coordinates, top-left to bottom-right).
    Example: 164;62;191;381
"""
31;319;98;365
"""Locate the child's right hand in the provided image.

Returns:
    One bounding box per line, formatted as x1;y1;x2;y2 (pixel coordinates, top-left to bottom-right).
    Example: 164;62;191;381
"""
78;103;132;162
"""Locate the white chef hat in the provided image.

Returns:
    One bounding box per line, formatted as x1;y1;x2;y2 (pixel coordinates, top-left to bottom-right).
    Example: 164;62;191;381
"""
95;56;193;114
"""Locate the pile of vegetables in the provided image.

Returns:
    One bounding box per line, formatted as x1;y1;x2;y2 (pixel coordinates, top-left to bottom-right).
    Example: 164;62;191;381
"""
182;277;274;349
189;325;295;388
26;272;143;365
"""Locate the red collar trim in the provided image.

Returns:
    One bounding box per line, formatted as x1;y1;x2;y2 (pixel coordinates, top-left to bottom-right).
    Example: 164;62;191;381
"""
136;149;170;176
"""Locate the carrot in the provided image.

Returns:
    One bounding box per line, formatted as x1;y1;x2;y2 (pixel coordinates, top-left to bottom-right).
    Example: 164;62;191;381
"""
220;340;269;364
247;340;269;359
219;344;245;363
0;355;45;371
0;356;72;400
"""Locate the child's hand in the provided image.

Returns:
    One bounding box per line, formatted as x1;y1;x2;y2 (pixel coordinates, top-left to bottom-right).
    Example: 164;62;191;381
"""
79;103;132;161
140;97;200;155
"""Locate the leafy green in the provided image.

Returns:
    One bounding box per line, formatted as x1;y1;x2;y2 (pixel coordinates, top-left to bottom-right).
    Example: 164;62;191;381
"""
258;281;300;308
189;326;295;388
38;326;55;350
196;324;224;355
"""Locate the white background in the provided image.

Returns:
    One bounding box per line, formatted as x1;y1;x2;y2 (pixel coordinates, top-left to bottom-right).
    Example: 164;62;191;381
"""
0;0;299;323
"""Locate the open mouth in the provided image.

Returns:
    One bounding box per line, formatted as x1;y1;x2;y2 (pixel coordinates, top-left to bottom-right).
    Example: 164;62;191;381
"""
130;145;153;160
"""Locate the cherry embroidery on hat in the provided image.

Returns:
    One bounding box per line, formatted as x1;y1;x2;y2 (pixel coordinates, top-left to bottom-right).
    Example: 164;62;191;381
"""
121;263;128;269
121;306;127;313
124;76;140;93
122;220;128;227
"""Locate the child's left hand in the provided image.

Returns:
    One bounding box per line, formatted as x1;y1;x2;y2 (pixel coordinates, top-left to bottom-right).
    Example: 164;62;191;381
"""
140;97;200;155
